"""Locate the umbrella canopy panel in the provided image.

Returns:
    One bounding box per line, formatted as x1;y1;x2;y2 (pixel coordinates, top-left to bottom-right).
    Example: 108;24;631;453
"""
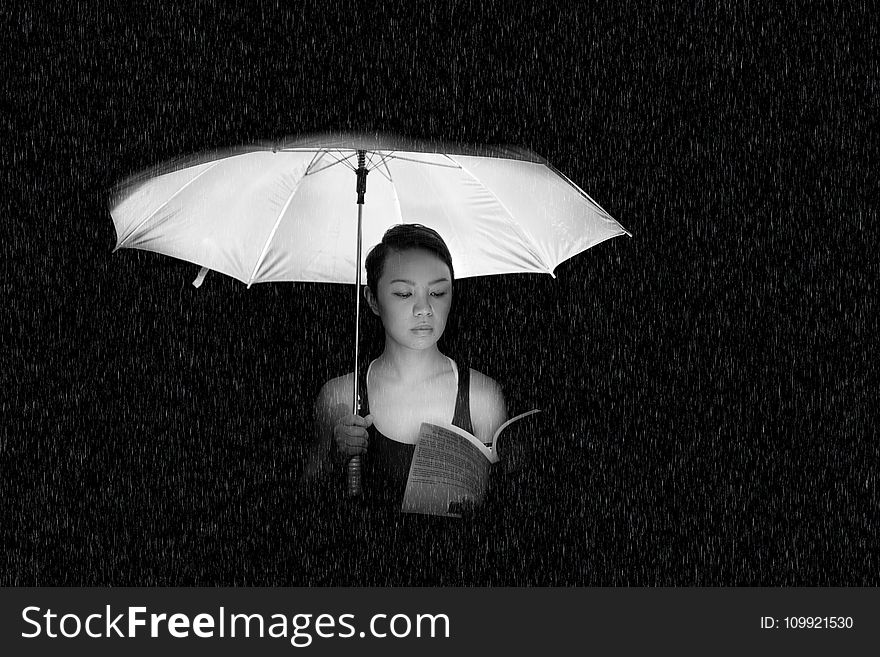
111;146;629;286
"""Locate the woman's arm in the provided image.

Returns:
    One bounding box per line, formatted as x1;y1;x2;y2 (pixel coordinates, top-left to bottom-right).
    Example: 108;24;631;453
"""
469;370;509;444
300;380;339;485
300;374;372;486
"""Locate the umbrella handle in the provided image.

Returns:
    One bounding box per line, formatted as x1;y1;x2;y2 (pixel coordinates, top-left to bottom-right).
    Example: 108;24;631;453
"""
347;456;362;497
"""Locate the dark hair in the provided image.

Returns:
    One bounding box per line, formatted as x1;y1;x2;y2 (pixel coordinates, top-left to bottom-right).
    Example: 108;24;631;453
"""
365;224;454;295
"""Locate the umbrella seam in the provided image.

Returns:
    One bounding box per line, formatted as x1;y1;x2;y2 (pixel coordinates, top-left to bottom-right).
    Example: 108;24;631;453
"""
383;158;404;228
447;155;554;275
247;173;307;287
546;163;630;236
115;160;224;251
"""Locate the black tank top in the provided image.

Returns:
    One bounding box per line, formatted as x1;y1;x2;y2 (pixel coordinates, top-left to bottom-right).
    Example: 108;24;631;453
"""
357;356;474;506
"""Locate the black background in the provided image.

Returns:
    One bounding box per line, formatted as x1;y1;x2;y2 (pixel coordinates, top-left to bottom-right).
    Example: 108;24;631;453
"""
4;1;875;585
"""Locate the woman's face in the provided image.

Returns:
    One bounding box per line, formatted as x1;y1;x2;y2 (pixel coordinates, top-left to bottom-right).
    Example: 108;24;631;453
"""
366;248;453;351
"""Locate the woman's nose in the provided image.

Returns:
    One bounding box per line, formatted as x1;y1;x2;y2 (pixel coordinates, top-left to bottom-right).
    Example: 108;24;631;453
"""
414;297;433;316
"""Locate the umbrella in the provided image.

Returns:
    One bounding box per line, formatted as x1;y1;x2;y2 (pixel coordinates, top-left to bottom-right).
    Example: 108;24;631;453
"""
110;132;631;496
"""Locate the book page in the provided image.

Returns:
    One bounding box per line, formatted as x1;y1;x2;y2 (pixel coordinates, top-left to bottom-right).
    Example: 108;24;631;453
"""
490;409;545;476
492;408;542;451
400;422;492;517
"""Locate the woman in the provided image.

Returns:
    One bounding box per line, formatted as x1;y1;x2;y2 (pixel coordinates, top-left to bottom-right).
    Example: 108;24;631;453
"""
304;224;508;507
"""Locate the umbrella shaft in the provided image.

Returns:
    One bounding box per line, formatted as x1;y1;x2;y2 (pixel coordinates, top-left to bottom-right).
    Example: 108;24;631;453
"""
347;197;365;497
353;202;363;412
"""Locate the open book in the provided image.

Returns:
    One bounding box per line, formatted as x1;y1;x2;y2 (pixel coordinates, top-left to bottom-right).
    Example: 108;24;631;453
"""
400;409;542;517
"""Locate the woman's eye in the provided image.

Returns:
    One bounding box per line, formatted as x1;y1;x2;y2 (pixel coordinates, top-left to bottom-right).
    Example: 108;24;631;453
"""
430;291;447;297
393;292;411;298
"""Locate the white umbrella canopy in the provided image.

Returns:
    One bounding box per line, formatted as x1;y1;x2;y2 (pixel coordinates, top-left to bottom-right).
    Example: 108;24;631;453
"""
110;132;631;497
110;133;630;287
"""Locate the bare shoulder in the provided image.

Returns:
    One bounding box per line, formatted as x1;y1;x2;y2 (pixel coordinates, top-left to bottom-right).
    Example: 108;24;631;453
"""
468;368;508;443
315;372;356;415
317;373;353;402
469;369;504;400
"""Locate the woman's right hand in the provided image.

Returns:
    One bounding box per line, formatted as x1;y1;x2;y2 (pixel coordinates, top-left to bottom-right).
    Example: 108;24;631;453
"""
333;413;374;459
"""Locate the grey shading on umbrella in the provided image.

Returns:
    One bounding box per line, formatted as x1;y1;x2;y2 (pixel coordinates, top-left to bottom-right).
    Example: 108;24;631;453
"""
109;132;631;496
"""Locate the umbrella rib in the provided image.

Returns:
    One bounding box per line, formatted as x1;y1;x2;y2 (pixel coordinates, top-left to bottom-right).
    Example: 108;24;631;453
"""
448;155;554;275
299;149;359;176
302;150;324;175
305;157;352;176
370;157;393;184
332;149;358;171
370;151;396;173
246;175;306;287
366;150;396;170
383;153;462;169
115;160;224;250
277;147;334;153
